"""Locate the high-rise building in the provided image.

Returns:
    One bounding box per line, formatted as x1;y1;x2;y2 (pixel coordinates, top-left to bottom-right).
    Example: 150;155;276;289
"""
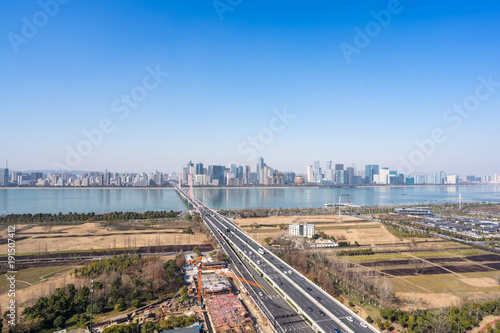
243;165;250;184
346;167;354;185
209;165;224;185
196;163;204;175
335;170;345;185
326;160;332;170
365;164;379;184
182;167;188;184
335;164;344;171
306;165;314;183
30;172;43;181
236;166;243;179
439;171;446;185
313;160;321;183
433;171;439;185
104;172;111;186
257;157;266;184
0;167;9;187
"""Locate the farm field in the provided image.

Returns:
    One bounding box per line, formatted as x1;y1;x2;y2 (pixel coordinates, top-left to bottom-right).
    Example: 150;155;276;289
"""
341;249;500;309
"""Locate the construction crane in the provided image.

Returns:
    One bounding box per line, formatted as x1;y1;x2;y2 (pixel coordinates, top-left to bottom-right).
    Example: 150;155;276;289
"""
189;256;262;306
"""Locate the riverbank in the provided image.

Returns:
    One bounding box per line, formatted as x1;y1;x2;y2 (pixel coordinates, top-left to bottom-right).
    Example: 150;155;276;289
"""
1;183;492;190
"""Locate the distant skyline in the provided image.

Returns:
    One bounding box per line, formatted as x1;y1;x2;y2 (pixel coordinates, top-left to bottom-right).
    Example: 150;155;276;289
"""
1;1;499;174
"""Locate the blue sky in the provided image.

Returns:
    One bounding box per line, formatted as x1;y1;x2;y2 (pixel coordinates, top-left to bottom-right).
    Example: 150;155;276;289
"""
1;0;499;175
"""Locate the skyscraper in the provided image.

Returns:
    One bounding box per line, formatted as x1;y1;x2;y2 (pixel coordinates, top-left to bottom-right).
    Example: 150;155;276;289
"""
346;167;354;185
306;165;314;183
257;157;265;184
335;170;345;185
313;160;321;182
0;166;9;187
326;160;332;171
209;165;224;185
365;164;380;184
243;165;250;184
196;163;204;175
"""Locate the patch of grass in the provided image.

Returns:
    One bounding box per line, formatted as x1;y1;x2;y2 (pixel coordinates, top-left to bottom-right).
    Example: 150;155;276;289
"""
0;266;72;293
362;304;381;320
453;249;489;256
338;252;408;263
405;251;461;258
403;274;500;295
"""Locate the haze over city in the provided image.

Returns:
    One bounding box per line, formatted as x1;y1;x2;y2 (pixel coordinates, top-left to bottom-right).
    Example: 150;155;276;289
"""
1;1;499;174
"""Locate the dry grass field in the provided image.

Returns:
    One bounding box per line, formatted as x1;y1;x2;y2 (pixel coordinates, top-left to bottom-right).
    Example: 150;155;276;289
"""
0;265;80;317
342;249;500;310
235;214;427;247
0;222;210;255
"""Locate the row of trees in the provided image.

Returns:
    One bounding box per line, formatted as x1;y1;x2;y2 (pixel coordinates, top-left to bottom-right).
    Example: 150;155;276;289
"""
337;248;374;256
276;250;394;307
379;299;500;332
0;210;179;224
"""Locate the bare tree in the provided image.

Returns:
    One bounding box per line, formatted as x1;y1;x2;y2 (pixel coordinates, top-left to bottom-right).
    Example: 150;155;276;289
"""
429;308;452;333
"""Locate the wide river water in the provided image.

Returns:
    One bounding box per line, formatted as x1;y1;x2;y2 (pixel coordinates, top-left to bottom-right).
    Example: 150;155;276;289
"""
1;185;499;214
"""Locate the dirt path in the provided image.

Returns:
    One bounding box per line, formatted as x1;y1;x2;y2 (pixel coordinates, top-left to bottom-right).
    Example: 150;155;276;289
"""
472;315;500;332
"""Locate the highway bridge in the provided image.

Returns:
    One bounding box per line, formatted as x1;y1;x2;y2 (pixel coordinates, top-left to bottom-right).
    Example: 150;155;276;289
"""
173;182;379;333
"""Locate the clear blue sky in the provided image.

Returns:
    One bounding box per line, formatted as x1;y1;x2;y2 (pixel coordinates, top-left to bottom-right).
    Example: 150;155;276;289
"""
1;0;499;175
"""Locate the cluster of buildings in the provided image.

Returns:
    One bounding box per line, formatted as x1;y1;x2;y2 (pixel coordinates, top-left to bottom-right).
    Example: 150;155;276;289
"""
0;168;172;187
419;218;500;239
0;158;499;187
180;157;293;186
305;160;500;186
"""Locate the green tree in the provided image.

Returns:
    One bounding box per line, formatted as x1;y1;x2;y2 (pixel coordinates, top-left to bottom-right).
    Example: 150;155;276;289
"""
192;246;201;257
264;237;272;245
53;315;66;329
142;321;155;333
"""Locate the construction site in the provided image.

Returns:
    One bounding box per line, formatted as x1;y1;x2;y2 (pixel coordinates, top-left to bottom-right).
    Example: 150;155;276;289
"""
205;294;256;333
188;256;258;333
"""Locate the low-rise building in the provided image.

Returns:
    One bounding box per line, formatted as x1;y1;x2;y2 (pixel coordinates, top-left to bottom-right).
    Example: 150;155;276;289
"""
289;222;315;238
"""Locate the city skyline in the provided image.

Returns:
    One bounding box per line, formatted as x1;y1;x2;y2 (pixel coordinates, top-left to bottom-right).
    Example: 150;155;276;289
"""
1;1;500;174
2;156;500;187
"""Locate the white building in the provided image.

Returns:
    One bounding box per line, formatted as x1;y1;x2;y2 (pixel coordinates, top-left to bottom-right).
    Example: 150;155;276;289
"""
289;222;315;238
446;175;458;184
306;165;314;183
